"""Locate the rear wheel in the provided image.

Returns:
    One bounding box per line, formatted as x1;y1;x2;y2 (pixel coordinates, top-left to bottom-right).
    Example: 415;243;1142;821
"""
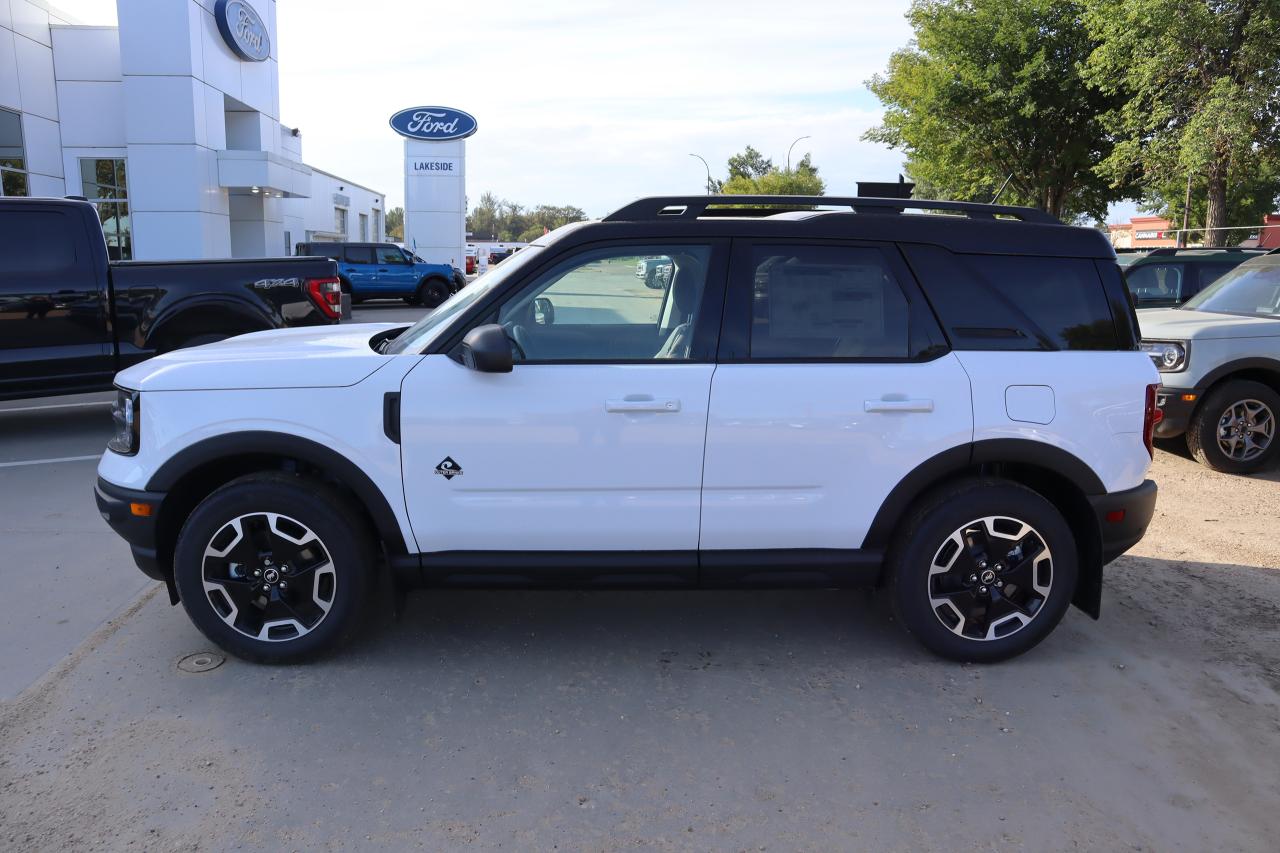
889;479;1077;663
1186;379;1279;474
416;277;451;308
173;473;375;663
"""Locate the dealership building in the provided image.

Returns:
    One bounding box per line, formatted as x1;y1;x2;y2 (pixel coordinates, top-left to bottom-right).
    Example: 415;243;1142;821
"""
0;0;385;260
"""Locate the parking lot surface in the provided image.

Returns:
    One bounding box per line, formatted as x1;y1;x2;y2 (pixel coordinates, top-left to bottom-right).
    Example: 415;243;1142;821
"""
2;305;1279;850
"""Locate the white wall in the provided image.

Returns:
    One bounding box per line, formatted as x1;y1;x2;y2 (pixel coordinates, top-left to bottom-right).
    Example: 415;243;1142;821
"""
404;137;465;267
285;166;384;249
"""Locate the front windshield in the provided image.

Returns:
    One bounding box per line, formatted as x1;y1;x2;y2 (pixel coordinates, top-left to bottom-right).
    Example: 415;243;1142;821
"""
385;246;544;354
1182;259;1280;317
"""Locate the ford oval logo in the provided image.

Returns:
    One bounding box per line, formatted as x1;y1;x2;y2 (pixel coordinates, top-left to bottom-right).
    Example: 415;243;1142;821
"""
214;0;271;62
389;107;478;141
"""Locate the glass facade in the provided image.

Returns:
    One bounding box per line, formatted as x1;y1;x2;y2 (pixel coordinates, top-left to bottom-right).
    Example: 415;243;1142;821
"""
80;158;131;260
0;109;28;198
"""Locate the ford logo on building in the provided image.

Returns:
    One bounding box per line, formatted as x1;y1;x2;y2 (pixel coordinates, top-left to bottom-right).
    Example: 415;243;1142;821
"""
389;107;478;141
214;0;271;62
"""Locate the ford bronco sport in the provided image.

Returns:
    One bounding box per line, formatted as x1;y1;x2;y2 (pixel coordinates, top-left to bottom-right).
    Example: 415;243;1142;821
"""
95;195;1159;664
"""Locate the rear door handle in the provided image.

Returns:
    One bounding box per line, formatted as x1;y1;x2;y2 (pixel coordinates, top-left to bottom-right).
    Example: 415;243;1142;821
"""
864;399;934;413
606;397;681;413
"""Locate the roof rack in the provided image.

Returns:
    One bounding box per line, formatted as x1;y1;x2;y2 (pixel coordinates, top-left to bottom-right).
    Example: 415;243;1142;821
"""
1146;246;1266;256
603;195;1062;225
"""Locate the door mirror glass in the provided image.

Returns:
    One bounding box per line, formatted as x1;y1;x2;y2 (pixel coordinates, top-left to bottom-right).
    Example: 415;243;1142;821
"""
532;296;555;326
460;324;514;373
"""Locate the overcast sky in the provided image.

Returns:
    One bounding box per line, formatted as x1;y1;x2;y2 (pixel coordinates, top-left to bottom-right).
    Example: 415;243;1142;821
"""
57;0;1139;221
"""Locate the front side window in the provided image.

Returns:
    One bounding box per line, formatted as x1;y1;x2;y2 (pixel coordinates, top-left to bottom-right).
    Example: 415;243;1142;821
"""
376;246;408;265
749;245;911;359
1124;263;1185;306
493;245;712;362
80;158;131;260
1;109;28;198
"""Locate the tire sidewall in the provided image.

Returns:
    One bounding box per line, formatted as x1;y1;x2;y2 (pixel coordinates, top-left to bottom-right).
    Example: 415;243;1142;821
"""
174;474;372;663
1188;380;1280;474
418;277;450;308
890;481;1078;663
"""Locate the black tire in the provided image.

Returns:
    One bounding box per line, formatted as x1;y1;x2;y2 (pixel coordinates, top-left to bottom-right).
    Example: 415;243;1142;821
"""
452;269;467;292
888;478;1078;663
1185;379;1280;474
416;277;451;308
173;472;375;664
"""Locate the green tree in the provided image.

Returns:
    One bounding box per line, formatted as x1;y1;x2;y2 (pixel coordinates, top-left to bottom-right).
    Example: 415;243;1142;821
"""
466;194;586;242
384;206;404;241
1084;0;1280;245
864;0;1128;221
719;149;826;195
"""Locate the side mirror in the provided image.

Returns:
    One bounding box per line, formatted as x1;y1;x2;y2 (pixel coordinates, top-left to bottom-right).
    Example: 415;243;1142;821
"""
460;324;514;373
532;297;555;326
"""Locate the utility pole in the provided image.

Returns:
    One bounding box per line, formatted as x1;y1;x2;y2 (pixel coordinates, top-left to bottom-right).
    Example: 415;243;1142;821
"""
689;153;713;195
1179;172;1193;248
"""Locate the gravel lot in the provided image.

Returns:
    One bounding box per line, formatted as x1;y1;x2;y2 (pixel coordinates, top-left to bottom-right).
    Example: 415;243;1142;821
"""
1;326;1278;850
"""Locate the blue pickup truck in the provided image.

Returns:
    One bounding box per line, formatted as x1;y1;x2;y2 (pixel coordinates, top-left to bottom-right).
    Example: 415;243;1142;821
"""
297;242;465;307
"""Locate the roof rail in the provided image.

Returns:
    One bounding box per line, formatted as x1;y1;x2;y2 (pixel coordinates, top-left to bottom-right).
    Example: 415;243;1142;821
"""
602;195;1062;225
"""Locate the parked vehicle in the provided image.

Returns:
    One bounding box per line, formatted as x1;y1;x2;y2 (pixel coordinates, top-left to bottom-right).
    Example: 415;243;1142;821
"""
0;198;341;402
296;241;460;308
1119;247;1264;309
465;249;477;276
1139;251;1280;473
488;248;515;266
635;256;673;289
97;195;1158;664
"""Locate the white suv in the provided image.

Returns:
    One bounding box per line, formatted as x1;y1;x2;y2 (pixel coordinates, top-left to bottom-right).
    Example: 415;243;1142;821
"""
95;196;1160;664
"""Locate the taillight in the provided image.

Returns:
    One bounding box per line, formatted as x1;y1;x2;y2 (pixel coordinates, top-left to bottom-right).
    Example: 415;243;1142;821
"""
305;276;343;320
1143;383;1162;458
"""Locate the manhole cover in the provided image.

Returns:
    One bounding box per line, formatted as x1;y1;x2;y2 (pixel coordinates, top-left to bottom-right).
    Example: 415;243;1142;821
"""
178;652;225;673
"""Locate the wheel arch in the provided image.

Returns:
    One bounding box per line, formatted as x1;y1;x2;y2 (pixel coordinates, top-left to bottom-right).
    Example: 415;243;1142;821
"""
1196;358;1280;402
147;298;275;352
864;439;1106;617
146;432;410;595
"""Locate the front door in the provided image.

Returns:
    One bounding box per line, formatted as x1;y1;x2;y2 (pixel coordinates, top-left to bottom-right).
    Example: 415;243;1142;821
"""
376;245;416;293
700;240;973;555
399;240;727;561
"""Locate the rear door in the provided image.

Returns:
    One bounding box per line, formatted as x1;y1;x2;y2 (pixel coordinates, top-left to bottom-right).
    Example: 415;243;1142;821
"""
340;245;379;294
699;240;972;556
0;203;114;398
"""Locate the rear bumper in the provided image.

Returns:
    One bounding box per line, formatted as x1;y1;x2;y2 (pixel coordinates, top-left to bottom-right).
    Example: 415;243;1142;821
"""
95;477;167;581
1154;387;1202;438
1089;479;1158;564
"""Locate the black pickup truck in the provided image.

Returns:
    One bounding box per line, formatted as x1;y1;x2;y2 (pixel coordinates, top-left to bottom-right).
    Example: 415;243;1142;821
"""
0;198;343;401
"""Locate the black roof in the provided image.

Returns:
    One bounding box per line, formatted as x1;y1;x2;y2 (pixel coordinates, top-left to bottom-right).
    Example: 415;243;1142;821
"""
582;195;1114;259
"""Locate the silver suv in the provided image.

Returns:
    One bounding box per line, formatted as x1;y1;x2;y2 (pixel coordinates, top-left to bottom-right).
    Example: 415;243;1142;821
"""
1140;252;1280;473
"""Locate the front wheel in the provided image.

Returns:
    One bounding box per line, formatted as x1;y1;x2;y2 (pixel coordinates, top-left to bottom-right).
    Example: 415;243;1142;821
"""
889;479;1077;663
416;277;451;308
173;473;375;663
1186;379;1279;474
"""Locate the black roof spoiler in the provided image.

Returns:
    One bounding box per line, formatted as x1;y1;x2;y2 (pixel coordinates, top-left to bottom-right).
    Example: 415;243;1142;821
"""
603;195;1062;225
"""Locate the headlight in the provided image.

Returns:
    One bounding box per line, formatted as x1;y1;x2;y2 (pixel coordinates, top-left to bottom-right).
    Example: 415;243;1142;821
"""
108;388;140;455
1139;340;1188;372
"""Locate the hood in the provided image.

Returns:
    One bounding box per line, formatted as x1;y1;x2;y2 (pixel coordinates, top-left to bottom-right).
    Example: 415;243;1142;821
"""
116;323;408;391
1137;308;1280;341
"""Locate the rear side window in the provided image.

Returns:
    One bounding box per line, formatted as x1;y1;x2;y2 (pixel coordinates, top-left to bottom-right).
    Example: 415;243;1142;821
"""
344;246;375;264
0;211;78;275
903;245;1120;351
748;245;912;359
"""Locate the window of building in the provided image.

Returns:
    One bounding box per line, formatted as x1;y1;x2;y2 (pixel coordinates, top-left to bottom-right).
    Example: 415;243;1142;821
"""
749;245;911;359
284;231;292;256
80;158;131;260
334;207;348;236
0;109;29;198
359;213;369;241
372;209;383;242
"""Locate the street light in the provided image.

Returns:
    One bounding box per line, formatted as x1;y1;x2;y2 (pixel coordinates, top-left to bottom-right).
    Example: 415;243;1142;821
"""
786;135;811;173
689;153;712;195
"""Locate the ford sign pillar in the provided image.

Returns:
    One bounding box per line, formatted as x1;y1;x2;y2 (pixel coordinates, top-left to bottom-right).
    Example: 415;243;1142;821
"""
390;108;476;271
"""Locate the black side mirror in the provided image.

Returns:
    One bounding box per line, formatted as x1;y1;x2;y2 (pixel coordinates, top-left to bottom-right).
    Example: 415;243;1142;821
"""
460;324;514;373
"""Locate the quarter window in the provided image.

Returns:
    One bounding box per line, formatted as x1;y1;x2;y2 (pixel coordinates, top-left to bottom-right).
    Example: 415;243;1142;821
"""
0;109;28;198
493;245;712;362
748;245;911;359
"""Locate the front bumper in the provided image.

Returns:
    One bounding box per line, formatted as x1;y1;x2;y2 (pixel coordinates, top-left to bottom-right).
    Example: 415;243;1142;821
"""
1154;387;1203;438
1089;479;1158;564
95;477;167;581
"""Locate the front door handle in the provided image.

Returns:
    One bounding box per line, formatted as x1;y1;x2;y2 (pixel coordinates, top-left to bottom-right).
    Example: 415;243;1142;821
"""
606;397;681;413
864;398;934;413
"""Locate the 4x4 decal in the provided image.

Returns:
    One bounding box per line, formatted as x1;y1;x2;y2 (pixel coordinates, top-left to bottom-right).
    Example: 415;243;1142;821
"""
434;457;463;479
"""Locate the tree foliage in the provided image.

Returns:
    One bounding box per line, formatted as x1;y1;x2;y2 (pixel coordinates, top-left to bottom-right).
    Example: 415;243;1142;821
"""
864;0;1128;221
384;206;404;241
466;191;586;242
1083;0;1280;244
717;147;826;195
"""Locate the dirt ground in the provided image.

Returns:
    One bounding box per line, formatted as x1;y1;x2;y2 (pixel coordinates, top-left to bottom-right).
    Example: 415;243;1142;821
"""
1;446;1278;852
